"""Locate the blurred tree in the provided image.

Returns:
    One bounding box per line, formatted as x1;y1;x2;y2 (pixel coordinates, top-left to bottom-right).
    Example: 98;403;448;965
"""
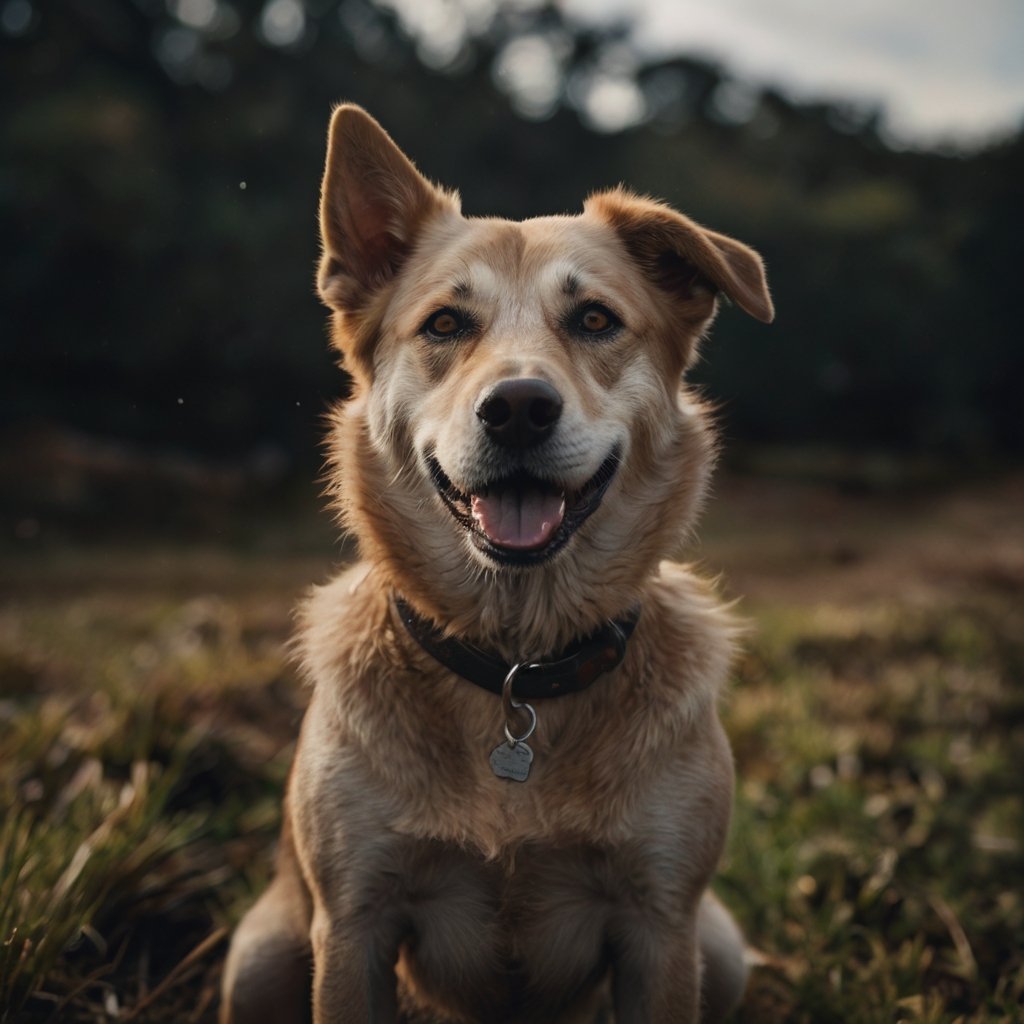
0;0;1020;474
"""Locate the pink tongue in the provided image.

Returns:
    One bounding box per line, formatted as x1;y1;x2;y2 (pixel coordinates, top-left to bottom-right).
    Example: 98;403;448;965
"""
471;487;566;550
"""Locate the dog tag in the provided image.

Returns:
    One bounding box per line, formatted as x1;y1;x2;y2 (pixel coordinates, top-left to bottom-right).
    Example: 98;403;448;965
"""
489;740;533;782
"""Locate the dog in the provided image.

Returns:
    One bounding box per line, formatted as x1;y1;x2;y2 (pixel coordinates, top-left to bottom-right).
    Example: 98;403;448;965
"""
220;104;773;1024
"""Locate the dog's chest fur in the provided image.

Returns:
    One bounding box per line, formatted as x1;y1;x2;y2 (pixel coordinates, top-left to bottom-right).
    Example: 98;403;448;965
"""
291;562;736;1020
295;562;733;847
383;837;627;1021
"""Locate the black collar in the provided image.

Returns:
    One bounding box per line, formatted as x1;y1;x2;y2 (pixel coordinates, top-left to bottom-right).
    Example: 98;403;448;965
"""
393;595;640;700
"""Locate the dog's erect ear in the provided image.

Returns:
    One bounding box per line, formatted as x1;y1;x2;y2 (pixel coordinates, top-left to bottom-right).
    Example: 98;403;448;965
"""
586;189;774;324
318;105;458;310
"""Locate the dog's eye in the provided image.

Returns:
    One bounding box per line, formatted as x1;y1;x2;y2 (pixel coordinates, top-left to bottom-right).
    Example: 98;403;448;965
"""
573;303;620;338
422;308;467;339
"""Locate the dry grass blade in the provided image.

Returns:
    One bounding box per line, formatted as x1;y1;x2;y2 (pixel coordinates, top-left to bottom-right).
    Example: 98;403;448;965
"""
121;928;227;1021
928;894;978;981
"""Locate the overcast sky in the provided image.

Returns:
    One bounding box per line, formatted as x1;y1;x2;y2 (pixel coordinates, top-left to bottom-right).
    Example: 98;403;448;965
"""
562;0;1024;147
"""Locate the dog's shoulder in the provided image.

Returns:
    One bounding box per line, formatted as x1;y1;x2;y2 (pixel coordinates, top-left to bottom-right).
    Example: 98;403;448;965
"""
637;560;740;717
295;561;391;689
649;558;738;644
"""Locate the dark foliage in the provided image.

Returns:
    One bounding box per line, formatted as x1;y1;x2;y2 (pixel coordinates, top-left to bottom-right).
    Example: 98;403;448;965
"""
1;0;1022;476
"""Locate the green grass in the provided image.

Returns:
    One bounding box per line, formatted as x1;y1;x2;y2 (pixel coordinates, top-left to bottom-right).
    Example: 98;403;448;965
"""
0;577;303;1022
725;600;1024;1022
1;476;1022;1021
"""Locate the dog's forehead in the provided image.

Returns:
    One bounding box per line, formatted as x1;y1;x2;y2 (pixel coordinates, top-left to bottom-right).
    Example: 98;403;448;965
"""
401;212;635;305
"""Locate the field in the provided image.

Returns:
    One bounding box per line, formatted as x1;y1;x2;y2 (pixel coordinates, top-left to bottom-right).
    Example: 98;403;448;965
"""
2;470;1022;1023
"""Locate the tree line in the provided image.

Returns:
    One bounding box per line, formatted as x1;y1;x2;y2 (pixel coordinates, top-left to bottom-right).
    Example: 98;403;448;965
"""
2;0;1021;476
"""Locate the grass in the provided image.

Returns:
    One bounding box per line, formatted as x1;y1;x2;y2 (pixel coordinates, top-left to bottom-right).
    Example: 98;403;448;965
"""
726;599;1024;1022
1;472;1022;1022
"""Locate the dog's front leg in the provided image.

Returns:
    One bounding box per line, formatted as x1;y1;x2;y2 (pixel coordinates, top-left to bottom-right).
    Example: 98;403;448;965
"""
310;909;400;1024
291;711;404;1023
611;923;701;1024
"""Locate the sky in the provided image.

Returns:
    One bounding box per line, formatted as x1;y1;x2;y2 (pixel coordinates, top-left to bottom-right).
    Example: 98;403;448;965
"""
561;0;1024;148
99;0;1024;150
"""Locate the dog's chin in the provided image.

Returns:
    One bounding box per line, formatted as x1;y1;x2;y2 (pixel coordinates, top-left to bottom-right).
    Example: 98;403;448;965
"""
425;448;621;568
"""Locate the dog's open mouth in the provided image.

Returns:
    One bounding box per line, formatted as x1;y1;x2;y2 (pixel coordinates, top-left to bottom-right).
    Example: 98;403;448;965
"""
426;449;621;566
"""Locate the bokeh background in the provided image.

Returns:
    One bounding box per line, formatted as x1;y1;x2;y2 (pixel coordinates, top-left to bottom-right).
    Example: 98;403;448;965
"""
2;0;1023;537
2;2;1023;1022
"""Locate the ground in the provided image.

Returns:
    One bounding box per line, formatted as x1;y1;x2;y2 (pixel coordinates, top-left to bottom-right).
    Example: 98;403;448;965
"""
1;470;1022;1023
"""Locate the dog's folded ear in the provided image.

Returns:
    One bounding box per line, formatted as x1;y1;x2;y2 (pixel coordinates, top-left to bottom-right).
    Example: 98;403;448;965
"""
318;105;459;311
587;189;774;324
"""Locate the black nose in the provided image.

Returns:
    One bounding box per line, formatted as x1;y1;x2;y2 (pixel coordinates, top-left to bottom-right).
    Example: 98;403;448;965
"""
476;378;563;449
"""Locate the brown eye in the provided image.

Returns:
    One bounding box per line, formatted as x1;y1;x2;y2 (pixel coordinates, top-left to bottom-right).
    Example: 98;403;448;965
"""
431;312;459;334
573;303;620;337
422;308;470;340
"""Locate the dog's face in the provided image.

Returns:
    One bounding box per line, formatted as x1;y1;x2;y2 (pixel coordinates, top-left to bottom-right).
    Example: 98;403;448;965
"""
317;107;772;650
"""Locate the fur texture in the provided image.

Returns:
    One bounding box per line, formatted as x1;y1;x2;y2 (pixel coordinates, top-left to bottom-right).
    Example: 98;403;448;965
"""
221;104;773;1024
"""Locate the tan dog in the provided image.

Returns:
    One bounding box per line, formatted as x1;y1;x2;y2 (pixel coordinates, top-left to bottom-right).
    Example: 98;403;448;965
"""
220;105;773;1024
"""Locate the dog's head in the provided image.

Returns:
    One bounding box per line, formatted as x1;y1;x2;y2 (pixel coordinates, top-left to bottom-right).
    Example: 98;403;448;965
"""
317;105;772;653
